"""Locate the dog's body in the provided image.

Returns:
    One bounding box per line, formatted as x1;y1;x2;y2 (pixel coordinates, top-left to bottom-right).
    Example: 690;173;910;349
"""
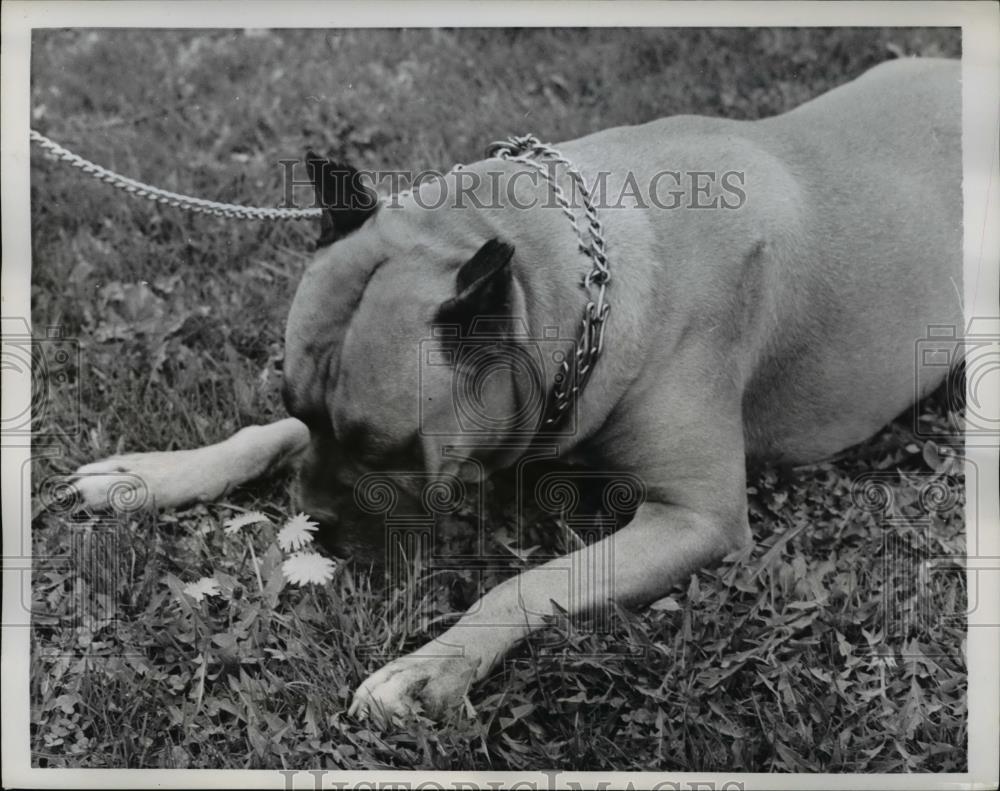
75;58;962;720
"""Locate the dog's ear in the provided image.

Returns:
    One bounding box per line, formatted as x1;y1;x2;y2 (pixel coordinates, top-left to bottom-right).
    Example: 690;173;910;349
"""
305;151;379;247
435;239;515;332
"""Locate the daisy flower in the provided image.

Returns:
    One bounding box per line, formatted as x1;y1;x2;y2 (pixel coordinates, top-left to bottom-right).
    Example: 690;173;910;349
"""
277;512;319;552
183;576;221;602
224;510;270;535
282;552;337;586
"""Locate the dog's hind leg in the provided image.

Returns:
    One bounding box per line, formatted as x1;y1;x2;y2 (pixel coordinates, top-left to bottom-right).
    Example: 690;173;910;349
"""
71;417;310;511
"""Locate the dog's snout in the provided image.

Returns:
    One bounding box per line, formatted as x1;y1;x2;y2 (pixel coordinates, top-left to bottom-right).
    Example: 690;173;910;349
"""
291;435;391;566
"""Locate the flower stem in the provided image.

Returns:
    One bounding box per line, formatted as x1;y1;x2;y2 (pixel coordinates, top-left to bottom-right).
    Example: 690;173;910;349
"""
246;537;265;594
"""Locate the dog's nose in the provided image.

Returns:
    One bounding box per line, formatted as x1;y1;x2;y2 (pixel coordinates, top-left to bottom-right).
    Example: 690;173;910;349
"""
290;460;392;572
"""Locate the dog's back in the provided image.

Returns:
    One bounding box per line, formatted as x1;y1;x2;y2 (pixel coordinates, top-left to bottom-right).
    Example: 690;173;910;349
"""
740;58;962;460
556;59;961;462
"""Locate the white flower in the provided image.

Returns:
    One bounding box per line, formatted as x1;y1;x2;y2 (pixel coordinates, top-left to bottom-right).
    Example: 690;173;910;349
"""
183;576;221;602
224;510;270;535
282;552;337;586
277;512;319;552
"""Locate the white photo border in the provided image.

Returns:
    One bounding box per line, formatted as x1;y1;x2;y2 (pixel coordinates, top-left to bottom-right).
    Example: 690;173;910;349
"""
2;2;997;789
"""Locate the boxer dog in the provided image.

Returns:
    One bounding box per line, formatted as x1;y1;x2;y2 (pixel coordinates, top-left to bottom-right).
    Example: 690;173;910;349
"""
73;57;962;721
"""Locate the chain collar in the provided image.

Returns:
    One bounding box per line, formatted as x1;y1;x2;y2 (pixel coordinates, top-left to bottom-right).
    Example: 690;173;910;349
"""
485;134;611;431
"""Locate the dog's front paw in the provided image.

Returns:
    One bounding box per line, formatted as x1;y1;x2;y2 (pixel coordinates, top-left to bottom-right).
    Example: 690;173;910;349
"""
348;644;481;724
71;450;222;511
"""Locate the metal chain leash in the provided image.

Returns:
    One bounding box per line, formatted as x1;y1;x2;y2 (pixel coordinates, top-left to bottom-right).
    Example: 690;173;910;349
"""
29;129;322;221
486;134;611;429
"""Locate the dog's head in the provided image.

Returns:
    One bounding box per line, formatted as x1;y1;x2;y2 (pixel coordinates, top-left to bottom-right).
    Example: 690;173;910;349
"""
282;155;549;557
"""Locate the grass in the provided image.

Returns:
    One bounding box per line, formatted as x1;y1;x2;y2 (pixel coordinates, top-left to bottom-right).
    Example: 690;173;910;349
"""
28;28;965;771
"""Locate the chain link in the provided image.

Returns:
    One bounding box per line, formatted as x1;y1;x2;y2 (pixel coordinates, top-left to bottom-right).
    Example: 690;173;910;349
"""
486;134;611;429
29;129;322;221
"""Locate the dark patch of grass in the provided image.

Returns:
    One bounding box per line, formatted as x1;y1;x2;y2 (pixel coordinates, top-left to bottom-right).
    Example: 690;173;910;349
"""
29;28;964;770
